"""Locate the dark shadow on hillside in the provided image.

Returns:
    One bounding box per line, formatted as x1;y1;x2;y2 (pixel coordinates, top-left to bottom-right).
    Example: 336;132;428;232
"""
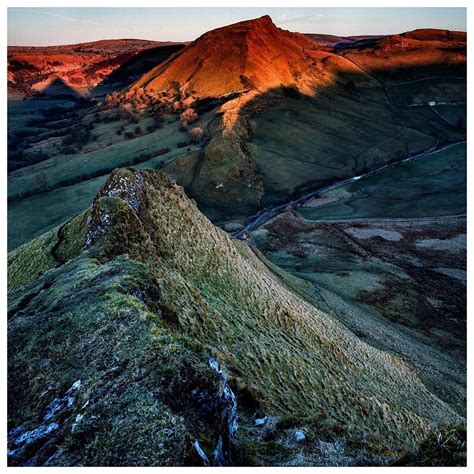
170;54;467;242
92;44;185;95
35;77;82;99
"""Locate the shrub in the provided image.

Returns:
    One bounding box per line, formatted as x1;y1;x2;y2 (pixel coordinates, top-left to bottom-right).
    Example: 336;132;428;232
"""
396;424;466;467
180;108;198;125
62;128;91;147
179;82;191;98
61;146;77;155
8;149;50;171
188;127;204;144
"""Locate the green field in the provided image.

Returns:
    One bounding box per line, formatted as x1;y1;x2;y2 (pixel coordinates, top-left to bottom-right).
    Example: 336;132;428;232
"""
8;99;204;249
244;84;465;209
386;77;466;106
298;142;466;221
8;143;200;250
433;103;466;128
8;96;77;130
8;117;195;200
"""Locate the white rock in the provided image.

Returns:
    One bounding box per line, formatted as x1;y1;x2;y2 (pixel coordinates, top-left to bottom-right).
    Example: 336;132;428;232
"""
294;430;306;442
255;416;268;427
193;440;210;465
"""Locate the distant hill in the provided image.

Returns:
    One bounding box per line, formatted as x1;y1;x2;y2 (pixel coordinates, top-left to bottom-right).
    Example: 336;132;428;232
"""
133;15;375;99
8;39;183;95
303;33;383;48
333;28;466;82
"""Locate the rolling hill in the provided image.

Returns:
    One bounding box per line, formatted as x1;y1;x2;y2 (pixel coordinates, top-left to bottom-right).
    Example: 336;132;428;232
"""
133;15;375;98
131;17;466;222
8;39;182;96
7;17;466;246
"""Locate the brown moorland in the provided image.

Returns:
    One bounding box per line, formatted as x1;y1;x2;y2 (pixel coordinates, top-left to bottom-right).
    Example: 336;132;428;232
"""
8;39;181;95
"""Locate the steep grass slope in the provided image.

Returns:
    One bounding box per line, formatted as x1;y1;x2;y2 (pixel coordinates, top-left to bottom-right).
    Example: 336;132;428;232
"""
8;168;463;466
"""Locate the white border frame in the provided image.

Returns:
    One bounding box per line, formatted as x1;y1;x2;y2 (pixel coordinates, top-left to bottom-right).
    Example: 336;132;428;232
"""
1;1;471;472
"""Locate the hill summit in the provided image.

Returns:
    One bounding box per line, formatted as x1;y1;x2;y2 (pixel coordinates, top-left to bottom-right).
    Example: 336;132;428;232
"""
133;15;370;98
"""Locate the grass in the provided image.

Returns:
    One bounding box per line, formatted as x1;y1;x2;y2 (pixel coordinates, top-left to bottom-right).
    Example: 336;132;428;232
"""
8;256;192;466
386;77;466;106
8;96;76;130
246;88;438;207
395;423;466;466
86;169;462;447
8;209;89;292
8;176;103;251
7;97;204;250
8;168;465;466
298;142;466;221
8;117;193;201
193;79;465;221
433;103;466;127
249;141;466;418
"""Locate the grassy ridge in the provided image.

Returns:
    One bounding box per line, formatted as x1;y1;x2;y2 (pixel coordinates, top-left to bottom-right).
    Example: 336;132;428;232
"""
8;168;464;466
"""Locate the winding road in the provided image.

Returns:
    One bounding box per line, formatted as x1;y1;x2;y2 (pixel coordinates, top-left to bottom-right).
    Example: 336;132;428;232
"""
232;140;466;239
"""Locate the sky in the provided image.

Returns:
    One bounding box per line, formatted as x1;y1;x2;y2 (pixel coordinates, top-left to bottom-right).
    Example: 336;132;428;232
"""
8;7;467;46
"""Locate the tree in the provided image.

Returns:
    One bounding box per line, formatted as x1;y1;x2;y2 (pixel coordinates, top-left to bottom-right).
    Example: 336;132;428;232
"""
188;127;204;144
180;108;198;125
179;81;191;98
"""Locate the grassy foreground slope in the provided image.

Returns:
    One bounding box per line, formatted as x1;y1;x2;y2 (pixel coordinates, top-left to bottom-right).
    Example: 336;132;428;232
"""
8;168;463;466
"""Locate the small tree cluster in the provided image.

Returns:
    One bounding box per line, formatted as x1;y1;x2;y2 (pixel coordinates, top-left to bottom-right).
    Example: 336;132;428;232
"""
188;127;204;144
104;88;166;112
180;108;198;125
62;128;92;148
